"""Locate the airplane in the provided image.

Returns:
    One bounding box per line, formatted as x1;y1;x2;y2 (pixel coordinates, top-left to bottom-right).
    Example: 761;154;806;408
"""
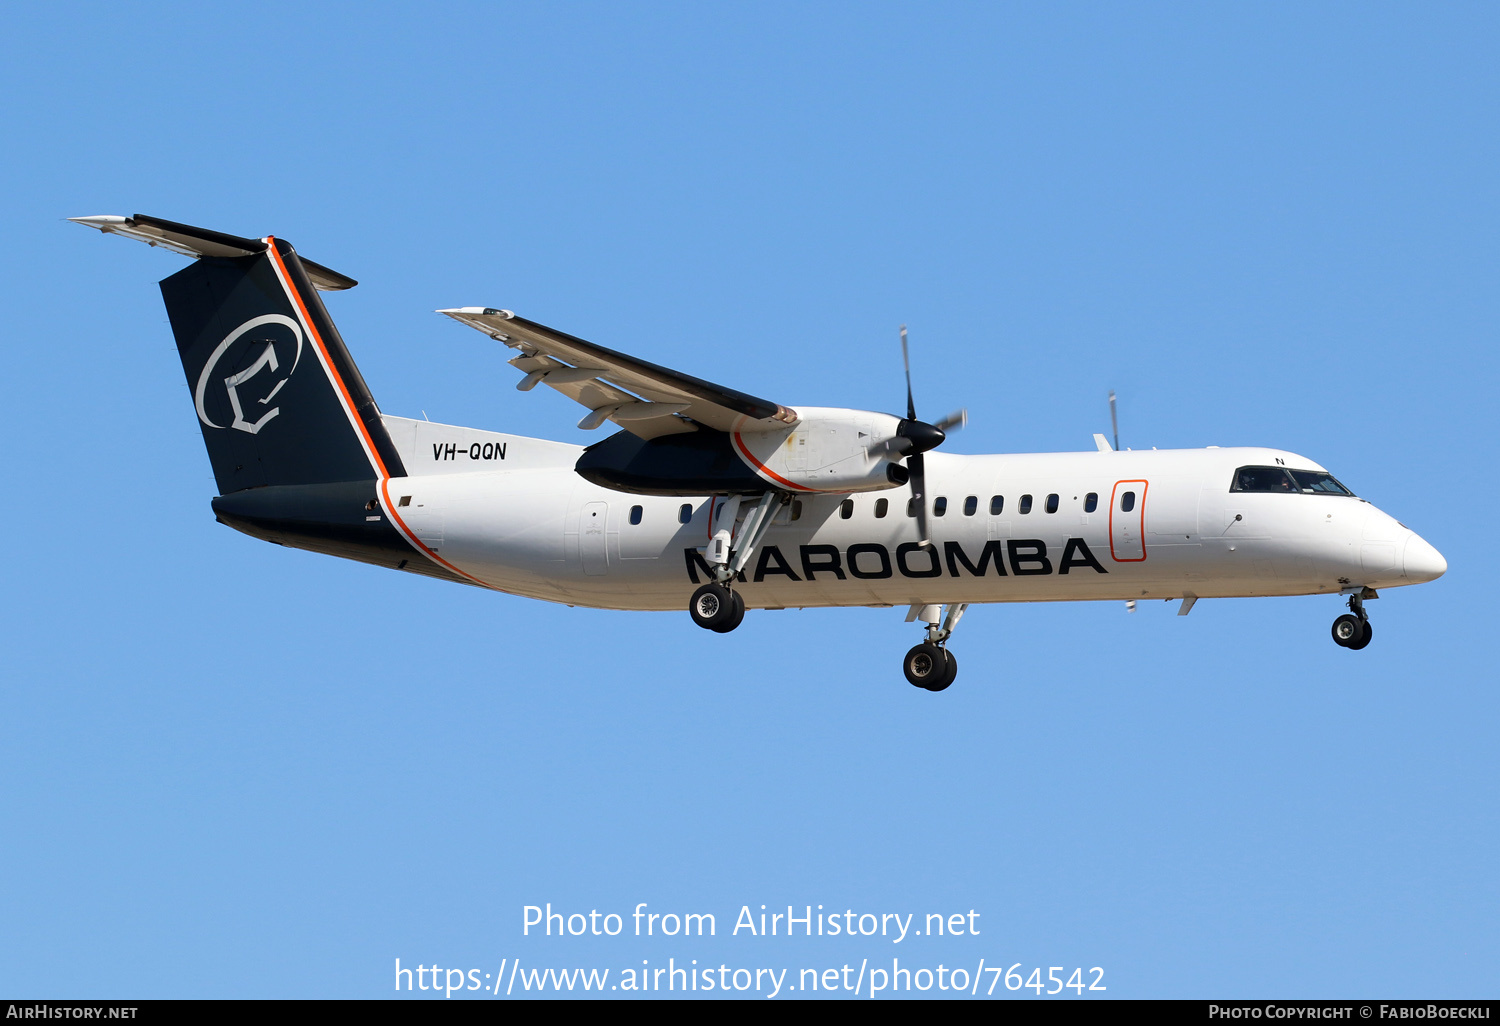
71;214;1447;692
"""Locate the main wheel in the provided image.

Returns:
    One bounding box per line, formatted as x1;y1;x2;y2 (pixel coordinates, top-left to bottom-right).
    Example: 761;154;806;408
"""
926;649;958;692
1331;614;1362;647
903;642;950;689
711;591;746;633
1346;619;1373;650
689;583;734;630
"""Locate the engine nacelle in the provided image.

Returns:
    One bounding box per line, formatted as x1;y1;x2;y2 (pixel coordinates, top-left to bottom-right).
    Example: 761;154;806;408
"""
574;407;916;496
729;408;911;493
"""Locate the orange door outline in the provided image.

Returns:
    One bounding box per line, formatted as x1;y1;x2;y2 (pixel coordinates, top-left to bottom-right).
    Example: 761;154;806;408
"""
1109;479;1149;562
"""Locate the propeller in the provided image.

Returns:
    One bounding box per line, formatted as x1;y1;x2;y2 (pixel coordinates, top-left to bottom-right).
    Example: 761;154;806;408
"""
887;325;966;548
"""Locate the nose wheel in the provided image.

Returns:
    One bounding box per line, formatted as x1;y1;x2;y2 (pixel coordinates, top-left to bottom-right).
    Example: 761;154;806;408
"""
1331;589;1375;650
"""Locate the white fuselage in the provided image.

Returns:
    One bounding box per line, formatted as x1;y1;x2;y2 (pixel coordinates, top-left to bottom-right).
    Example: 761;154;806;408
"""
376;416;1444;612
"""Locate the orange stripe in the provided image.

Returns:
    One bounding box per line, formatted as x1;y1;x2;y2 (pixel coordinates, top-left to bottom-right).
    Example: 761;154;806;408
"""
264;238;489;588
376;478;488;586
264;239;390;478
731;431;814;492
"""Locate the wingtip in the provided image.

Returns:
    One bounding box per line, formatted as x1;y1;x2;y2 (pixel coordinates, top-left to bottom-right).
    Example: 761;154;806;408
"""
69;215;129;230
437;307;515;318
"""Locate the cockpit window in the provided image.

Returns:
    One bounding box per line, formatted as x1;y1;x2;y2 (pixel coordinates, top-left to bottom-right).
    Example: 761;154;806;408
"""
1231;466;1354;496
1232;466;1296;493
1288;469;1353;496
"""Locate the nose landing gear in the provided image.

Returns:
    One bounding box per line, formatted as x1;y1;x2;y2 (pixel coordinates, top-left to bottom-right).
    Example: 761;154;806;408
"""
1332;587;1376;650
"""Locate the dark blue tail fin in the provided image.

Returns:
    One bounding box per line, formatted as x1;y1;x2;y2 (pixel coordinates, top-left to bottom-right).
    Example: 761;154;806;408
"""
148;220;405;492
71;215;478;584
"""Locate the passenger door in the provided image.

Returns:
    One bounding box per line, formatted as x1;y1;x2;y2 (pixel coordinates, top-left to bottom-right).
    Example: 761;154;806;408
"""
1109;480;1148;562
581;501;608;575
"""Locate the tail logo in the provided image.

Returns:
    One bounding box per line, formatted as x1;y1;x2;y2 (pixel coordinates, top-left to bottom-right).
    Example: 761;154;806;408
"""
194;314;304;435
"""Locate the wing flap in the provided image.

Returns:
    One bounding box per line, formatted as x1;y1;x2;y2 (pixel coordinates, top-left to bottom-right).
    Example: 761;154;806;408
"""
438;307;797;435
506;353;696;438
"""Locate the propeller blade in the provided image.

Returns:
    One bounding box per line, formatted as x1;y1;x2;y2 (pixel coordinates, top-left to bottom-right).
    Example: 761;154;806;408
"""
908;451;931;547
900;324;916;421
870;435;913;458
933;408;967;433
1109;390;1119;452
895;323;944;547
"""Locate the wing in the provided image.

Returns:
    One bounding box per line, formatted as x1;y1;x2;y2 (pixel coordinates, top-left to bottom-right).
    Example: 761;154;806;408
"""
437;308;798;438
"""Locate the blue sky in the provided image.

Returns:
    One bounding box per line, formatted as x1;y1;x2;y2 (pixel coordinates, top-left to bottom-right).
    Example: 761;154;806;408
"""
1;2;1496;999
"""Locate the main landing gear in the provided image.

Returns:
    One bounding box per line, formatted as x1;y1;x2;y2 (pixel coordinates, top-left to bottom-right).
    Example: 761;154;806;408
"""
686;491;787;635
690;582;745;633
903;601;968;692
1331;587;1376;650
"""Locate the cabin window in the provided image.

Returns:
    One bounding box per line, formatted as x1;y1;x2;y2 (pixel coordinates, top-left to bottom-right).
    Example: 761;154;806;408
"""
875;497;889;519
840;499;854;519
907;497;920;518
1084;492;1097;513
963;495;978;516
1045;493;1059;514
1121;491;1136;513
678;503;692;524
398;495;412;507
629;505;643;526
933;496;948;517
990;495;1004;515
1019;494;1033;514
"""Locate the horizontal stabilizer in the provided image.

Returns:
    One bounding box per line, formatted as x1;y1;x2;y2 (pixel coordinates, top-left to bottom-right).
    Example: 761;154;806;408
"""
70;214;356;291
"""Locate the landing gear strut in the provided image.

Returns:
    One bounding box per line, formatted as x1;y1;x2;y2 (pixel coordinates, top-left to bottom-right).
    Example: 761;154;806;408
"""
1332;587;1375;650
903;601;967;691
687;491;786;634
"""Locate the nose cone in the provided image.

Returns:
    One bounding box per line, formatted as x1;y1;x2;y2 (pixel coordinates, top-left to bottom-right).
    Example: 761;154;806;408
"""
1403;533;1447;584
